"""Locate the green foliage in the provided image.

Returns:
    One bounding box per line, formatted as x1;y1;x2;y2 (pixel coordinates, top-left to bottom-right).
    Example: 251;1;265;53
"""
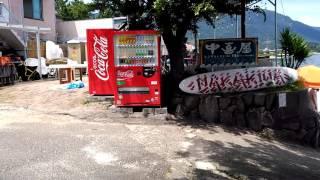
96;8;113;18
153;0;221;34
55;0;90;20
280;27;311;69
193;2;215;16
89;0;118;18
262;80;305;93
254;77;304;93
55;0;69;19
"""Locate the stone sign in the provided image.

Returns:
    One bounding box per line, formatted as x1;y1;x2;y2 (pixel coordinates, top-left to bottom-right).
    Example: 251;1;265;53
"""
179;67;298;94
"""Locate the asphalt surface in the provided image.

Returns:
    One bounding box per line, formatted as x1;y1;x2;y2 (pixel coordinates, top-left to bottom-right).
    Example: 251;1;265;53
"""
0;106;173;180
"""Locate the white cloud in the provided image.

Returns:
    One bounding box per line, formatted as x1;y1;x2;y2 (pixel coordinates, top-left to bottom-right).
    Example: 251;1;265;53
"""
83;0;92;3
295;16;320;27
257;0;320;27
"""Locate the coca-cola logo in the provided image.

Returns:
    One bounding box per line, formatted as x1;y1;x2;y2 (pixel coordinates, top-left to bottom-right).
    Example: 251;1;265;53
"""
92;34;109;81
117;70;134;80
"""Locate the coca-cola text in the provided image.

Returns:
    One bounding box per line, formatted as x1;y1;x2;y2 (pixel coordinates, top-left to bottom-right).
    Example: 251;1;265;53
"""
117;70;134;80
92;34;109;81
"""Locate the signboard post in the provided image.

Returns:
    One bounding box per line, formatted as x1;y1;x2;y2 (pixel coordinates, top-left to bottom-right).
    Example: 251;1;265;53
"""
200;38;258;66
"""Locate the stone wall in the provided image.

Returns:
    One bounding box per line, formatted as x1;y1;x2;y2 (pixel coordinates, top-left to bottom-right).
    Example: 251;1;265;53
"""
177;89;320;147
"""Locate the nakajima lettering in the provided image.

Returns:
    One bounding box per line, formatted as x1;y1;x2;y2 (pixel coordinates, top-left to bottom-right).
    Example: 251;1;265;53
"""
93;34;109;81
179;67;298;94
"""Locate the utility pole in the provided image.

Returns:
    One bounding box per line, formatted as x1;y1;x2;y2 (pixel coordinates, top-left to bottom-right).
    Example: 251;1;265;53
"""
236;15;239;38
36;30;42;79
194;31;198;65
274;0;278;66
267;0;278;66
241;0;246;38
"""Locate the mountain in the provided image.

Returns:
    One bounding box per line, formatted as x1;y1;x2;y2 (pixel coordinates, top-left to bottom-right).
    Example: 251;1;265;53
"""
189;10;320;49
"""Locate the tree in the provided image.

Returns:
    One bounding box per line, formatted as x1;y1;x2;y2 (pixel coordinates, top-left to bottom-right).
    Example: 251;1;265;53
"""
89;0;117;18
280;28;310;69
55;0;91;20
55;0;69;19
68;0;91;20
91;0;262;113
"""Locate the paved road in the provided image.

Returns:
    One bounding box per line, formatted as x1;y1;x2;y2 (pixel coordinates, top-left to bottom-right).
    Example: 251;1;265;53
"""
0;105;178;179
1;80;320;179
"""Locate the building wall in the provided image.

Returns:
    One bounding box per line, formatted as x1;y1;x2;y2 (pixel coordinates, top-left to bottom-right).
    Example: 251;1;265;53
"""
1;0;23;24
56;18;114;43
2;0;56;41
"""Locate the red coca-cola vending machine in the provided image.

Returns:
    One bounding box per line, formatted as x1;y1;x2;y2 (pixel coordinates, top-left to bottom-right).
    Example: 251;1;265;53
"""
113;30;162;107
87;29;115;95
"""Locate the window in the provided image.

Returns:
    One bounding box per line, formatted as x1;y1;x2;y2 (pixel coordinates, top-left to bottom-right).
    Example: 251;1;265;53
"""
23;0;43;20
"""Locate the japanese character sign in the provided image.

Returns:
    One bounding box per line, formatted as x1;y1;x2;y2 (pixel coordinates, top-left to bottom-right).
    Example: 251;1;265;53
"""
222;42;237;55
205;43;220;55
200;38;258;66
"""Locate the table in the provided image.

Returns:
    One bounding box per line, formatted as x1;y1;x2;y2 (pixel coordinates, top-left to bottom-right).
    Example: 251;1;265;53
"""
48;64;87;83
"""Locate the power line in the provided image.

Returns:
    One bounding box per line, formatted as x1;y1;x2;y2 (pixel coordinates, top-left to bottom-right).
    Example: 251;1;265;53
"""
280;0;285;15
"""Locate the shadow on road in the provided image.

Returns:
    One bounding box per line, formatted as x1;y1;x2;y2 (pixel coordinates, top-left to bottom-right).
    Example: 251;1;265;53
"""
186;137;320;179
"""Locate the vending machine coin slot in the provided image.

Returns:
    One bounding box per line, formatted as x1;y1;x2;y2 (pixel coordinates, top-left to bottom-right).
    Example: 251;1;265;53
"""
143;66;156;78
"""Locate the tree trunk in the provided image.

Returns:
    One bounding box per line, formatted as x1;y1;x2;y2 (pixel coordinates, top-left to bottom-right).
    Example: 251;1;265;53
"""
296;59;303;69
162;29;186;114
291;57;295;69
168;42;185;78
162;29;186;76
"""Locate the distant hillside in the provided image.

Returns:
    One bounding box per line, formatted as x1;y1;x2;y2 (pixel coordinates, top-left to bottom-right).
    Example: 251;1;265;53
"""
188;10;320;49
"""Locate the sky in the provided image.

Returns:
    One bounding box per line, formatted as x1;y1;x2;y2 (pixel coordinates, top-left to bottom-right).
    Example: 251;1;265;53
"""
83;0;320;27
259;0;320;27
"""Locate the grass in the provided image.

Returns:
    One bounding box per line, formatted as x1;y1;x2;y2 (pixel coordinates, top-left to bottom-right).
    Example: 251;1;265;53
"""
266;81;305;93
